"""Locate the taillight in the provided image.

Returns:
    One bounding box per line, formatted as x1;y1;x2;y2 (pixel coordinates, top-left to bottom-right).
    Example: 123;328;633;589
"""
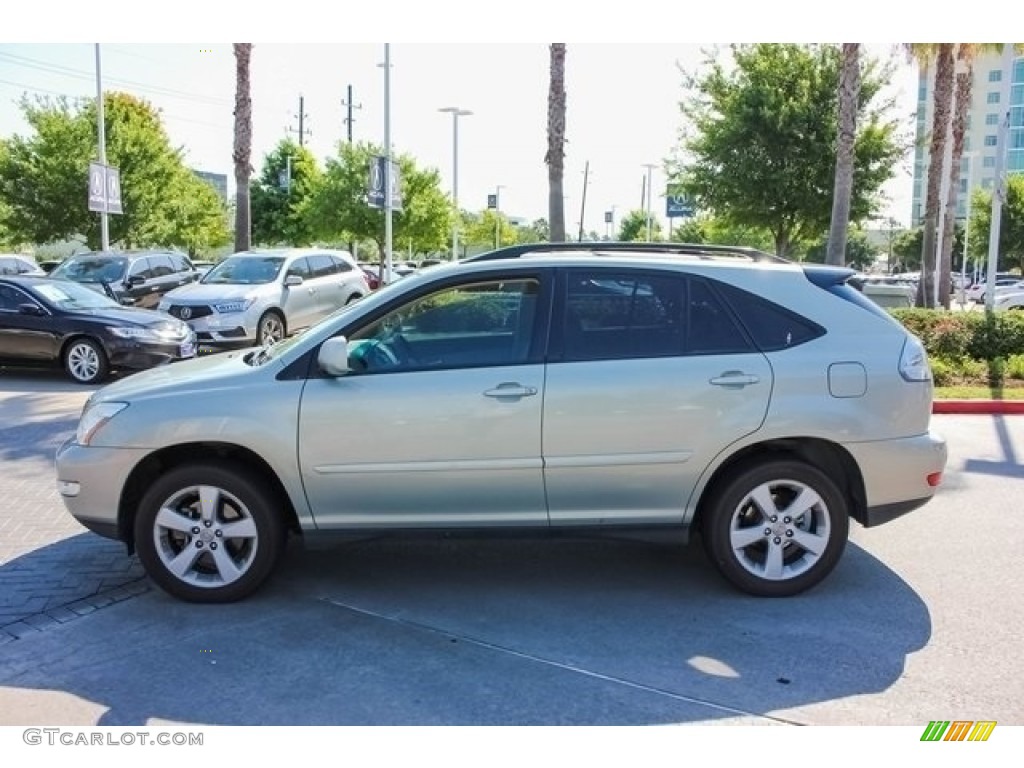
899;336;931;382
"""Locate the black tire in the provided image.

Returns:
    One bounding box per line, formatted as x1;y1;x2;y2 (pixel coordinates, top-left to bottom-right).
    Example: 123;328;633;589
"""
702;460;849;597
256;310;286;346
62;337;109;385
134;461;287;602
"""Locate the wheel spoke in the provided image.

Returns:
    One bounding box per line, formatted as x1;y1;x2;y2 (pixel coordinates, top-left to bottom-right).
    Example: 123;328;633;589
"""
782;486;823;520
730;525;766;550
763;540;785;580
198;486;221;523
220;517;258;539
155;506;196;535
210;544;242;584
791;527;829;556
747;485;778;519
166;544;202;579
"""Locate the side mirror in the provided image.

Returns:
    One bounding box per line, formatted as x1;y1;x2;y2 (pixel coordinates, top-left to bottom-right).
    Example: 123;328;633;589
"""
318;336;350;377
127;275;146;287
18;303;44;316
120;297;135;306
285;274;303;287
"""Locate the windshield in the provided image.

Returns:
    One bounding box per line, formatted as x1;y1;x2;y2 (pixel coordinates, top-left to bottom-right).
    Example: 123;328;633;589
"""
203;255;284;285
31;279;121;310
51;256;127;283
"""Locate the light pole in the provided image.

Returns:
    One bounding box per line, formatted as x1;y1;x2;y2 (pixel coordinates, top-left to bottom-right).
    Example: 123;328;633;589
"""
959;150;978;305
94;44;109;251
494;184;506;249
642;163;657;242
439;106;472;258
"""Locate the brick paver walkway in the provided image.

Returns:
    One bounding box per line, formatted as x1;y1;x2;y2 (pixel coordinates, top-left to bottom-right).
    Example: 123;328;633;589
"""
0;378;148;642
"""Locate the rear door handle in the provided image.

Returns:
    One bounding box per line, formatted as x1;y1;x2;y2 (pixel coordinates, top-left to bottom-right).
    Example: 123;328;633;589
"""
709;371;760;388
483;382;538;399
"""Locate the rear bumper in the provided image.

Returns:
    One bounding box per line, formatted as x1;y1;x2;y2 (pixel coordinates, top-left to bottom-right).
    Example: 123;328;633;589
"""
844;430;947;527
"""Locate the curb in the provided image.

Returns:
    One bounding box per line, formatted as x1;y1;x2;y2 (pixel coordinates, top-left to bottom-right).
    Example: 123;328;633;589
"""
933;400;1024;415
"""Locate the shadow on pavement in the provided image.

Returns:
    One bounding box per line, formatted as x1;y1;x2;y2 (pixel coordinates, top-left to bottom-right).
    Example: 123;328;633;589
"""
0;533;931;726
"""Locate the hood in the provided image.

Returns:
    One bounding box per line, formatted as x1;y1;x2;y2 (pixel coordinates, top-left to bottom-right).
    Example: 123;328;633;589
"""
76;306;190;332
90;348;260;403
163;282;273;303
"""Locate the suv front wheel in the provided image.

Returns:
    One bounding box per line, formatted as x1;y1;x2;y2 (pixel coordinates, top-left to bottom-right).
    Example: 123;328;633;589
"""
702;460;849;597
134;461;287;602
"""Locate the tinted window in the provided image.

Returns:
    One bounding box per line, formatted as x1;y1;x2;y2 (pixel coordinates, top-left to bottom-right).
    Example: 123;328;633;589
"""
715;281;825;351
348;278;539;372
128;258;156;281
0;258;15;275
330;255;353;273
147;254;175;278
0;283;34;311
308;254;336;278
168;253;192;273
51;256;127;283
687;279;754;354
286;257;313;279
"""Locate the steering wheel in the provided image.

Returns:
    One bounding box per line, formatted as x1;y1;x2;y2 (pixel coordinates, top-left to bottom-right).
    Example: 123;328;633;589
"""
387;333;418;367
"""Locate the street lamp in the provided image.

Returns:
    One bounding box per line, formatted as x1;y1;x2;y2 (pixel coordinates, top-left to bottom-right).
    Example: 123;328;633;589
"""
959;150;978;305
642;163;658;242
439;106;472;258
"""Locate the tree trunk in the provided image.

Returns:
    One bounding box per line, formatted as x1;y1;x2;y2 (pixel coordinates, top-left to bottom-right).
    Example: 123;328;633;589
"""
939;45;973;308
546;44;567;243
826;44;861;267
918;44;954;308
233;43;253;252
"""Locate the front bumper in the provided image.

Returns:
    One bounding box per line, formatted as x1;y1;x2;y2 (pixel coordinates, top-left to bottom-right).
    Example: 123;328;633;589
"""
178;311;257;346
55;437;151;544
843;429;948;528
106;335;196;370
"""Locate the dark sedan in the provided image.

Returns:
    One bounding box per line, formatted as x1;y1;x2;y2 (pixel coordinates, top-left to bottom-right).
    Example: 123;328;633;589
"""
0;276;197;384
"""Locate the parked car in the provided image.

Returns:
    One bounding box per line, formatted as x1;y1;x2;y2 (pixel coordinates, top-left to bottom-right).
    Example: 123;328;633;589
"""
965;274;1020;303
0;275;195;384
49;250;200;309
55;242;947;602
0;253;46;276
158;248;369;347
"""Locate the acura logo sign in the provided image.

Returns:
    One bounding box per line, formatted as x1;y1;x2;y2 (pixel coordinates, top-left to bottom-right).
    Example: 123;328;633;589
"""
179;307;192;320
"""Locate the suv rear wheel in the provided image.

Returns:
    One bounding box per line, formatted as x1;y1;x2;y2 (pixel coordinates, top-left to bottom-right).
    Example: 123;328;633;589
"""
703;460;849;597
134;461;287;602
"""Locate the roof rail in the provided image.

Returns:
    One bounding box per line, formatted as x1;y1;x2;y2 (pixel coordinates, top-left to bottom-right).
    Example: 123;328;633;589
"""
463;241;788;264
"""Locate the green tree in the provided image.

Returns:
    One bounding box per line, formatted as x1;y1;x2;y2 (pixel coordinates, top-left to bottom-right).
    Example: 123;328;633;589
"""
969;177;1024;273
250;139;321;246
515;218;549;243
670;215;775;252
892;227;923;273
805;229;877;271
463;209;517;250
0;92;225;251
305;141;451;258
671;44;903;258
618;209;662;242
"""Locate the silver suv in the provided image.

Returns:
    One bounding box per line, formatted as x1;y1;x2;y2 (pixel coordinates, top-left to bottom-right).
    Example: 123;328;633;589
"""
56;243;947;602
158;248;369;347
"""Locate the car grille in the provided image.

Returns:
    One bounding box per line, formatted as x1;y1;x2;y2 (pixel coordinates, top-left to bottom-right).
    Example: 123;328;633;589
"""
168;304;213;320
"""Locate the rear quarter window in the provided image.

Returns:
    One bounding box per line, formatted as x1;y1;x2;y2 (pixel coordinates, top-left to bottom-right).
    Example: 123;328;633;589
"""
714;281;825;351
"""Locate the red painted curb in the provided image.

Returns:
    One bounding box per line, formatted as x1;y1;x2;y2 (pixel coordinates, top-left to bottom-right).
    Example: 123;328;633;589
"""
933;400;1024;414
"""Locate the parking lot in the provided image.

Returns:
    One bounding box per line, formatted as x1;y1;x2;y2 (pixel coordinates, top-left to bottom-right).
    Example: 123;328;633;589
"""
0;370;1022;726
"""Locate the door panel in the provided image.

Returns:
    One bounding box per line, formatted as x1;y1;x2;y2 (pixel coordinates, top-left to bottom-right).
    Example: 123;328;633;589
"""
298;365;546;527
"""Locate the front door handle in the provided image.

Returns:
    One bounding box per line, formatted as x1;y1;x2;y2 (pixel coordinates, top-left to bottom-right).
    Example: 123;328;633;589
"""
483;382;538;399
709;371;760;388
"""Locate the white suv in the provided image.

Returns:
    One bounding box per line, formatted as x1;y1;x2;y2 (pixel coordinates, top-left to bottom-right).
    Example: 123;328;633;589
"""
159;248;369;347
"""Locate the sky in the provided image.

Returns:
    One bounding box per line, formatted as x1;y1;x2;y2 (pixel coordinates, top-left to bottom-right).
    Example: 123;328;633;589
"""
2;2;992;239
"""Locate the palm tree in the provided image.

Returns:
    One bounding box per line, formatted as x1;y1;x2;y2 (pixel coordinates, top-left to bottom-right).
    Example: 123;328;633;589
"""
826;43;861;266
545;44;567;243
907;43;955;308
233;43;253;252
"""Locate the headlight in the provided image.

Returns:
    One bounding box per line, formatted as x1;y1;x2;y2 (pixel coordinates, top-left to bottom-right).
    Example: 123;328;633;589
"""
215;299;253;313
109;326;160;341
76;402;128;446
109;324;188;342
